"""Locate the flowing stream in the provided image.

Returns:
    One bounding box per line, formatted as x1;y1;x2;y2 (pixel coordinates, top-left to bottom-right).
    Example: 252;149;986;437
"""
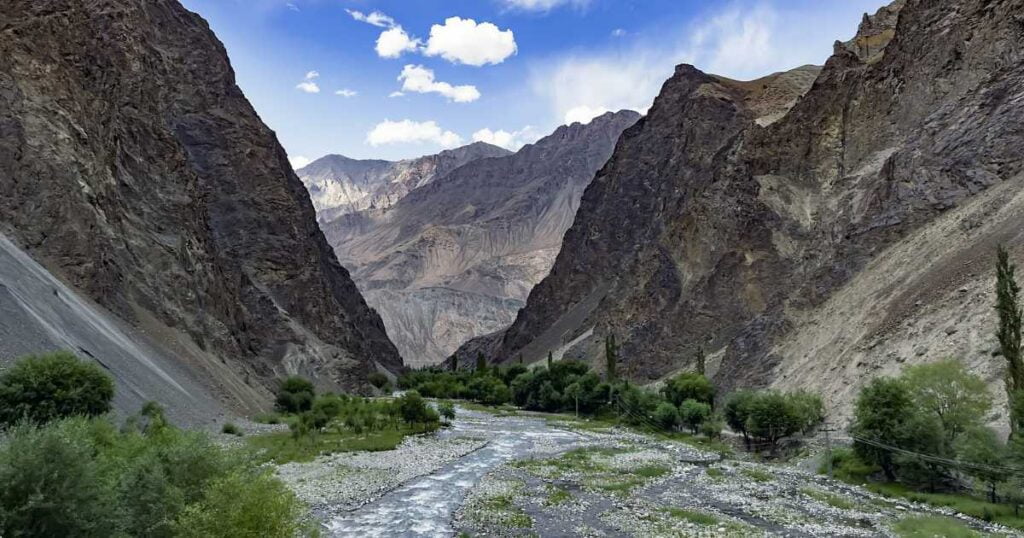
326;409;579;537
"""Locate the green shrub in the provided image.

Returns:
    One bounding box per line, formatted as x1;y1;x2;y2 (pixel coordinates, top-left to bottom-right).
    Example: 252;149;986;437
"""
653;402;679;430
367;372;389;389
275;376;315;414
221;422;242;436
397;391;438;425
724;390;756;443
438;401;456;422
0;351;115;427
700;414;725;439
662;372;714;407
678;399;711;434
173;469;317;538
254;412;281;425
744;391;805;451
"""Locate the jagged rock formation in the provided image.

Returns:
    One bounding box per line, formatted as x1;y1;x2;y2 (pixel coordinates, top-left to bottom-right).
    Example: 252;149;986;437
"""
321;112;640;366
0;0;403;414
455;0;1024;421
299;143;511;223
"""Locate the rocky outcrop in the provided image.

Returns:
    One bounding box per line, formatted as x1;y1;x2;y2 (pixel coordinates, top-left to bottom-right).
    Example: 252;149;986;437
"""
456;0;1024;420
299;143;511;223
323;112;640;366
0;0;403;408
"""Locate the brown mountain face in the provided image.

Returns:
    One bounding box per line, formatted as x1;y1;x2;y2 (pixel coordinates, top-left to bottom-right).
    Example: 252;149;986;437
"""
0;0;402;413
299;142;512;224
322;112;640;366
455;0;1024;421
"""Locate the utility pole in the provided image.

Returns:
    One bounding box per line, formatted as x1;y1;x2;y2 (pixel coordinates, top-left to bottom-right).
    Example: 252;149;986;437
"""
821;423;837;479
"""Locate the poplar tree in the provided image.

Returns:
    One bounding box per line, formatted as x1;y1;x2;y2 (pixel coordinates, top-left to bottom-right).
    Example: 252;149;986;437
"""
996;246;1024;435
547;351;553;369
605;334;618;382
695;347;706;376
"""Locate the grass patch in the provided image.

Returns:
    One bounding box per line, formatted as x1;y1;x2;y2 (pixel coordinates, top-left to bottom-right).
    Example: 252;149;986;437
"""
863;482;1024;530
892;516;980;538
543;486;572;506
591;476;645;494
705;467;725;479
632;464;671;478
663;507;719;526
252;412;282;425
741;467;773;483
477;492;532;528
246;424;435;464
221;422;243;436
658;431;733;456
801;488;856;510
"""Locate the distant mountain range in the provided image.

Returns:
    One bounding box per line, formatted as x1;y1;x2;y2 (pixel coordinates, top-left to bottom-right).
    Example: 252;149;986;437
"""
300;111;640;366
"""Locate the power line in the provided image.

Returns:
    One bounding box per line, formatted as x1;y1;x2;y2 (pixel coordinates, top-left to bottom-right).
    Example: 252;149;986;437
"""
840;435;1024;477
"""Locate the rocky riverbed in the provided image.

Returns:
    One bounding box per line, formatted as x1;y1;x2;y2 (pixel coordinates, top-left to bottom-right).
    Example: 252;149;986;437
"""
273;408;1021;537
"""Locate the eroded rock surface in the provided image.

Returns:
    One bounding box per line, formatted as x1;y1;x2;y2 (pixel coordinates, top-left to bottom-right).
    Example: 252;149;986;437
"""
0;0;402;407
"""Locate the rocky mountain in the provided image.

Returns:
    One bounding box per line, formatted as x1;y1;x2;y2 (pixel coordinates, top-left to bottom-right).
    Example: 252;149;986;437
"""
299;143;511;223
455;0;1024;421
321;112;640;366
0;0;403;418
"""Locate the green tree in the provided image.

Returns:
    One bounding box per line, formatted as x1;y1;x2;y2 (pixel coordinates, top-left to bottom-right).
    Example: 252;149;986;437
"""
745;392;801;450
724;390;757;446
368;372;389;389
788;390;826;434
701;413;725;439
662;372;714;407
605;334;618;382
996;245;1024;436
0;351;115;427
275;376;315;414
695;347;706;376
851;377;916;480
397;391;438;425
475;352;487;373
955;427;1007;503
547;351;554;369
678;399;712;434
903;360;992;443
653;402;679;430
437;401;456;423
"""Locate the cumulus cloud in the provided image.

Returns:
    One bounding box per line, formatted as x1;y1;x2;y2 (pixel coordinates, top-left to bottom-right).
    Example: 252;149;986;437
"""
295;70;320;93
424;17;517;66
472;126;542;151
335;89;357;97
500;0;590;12
376;27;421;59
366;119;463;148
532;1;874;126
289;155;312;169
346;9;396;28
398;65;480;103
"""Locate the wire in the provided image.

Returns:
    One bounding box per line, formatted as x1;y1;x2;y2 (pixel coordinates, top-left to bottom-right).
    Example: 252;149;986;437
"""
840;435;1024;477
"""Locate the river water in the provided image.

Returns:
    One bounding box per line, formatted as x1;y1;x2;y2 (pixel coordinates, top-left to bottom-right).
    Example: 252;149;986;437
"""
326;409;579;537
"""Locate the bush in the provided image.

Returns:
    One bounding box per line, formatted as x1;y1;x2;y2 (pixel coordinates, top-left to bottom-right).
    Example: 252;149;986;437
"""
653;402;679;430
221;422;242;436
851;377;917;481
724;390;757;442
662;372;714;407
438;401;456;422
0;351;115;427
745;391;802;450
397;391;438;425
367;372;389;389
700;414;725;439
173;469;316;538
788;390;825;434
275;376;315;414
678;399;712;434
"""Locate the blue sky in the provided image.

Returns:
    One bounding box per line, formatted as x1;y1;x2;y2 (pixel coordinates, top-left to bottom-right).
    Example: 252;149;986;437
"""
180;0;886;164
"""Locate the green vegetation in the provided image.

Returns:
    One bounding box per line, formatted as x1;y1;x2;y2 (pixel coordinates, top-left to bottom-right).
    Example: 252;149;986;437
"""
800;488;856;510
705;467;725;479
221;422;243;436
891;516;980;538
678;399;711;434
724;389;825;451
0;351;115;427
0;408;315;537
996;245;1023;436
438;401;456;423
275;376;315;414
543;486;572;506
632;464;671;478
250;384;440;464
663;507;718;526
741;467;773;483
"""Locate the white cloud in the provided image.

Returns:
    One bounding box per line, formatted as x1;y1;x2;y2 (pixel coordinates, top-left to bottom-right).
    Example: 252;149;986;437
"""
531;1;875;126
335;89;358;97
388;91;406;98
398;64;481;103
611;28;627;37
500;0;590;12
285;3;299;12
366;119;463;148
296;70;320;93
289;155;312;169
472;126;543;151
376;27;421;59
424;17;517;66
564;105;611;125
346;9;396;28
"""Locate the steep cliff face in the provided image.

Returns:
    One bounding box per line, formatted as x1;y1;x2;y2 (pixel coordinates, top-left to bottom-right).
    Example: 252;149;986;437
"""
458;0;1024;419
323;112;640;366
0;0;403;405
299;143;511;224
